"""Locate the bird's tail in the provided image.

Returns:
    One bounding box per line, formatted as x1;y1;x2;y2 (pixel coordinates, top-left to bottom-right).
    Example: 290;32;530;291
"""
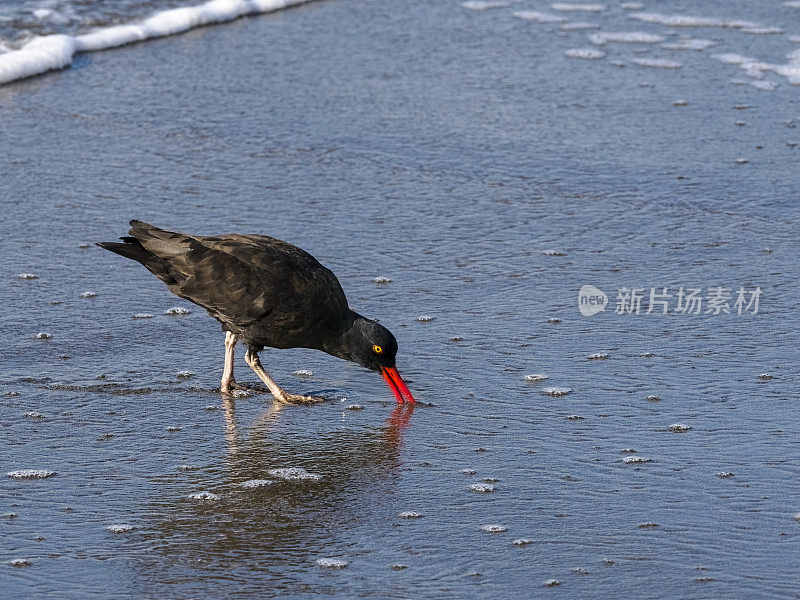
95;236;149;262
96;221;179;284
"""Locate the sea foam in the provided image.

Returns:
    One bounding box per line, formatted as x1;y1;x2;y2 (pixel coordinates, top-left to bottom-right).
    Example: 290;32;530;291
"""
628;12;762;29
590;32;665;45
0;0;315;86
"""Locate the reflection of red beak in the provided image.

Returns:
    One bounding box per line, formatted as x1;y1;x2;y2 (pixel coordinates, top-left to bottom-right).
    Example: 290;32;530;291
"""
380;366;416;404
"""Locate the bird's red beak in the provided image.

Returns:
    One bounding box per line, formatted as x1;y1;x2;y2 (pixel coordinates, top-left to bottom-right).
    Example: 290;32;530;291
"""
380;366;416;404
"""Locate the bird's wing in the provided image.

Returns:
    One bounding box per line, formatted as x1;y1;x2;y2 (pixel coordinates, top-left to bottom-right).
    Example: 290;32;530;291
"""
128;222;348;330
199;234;351;331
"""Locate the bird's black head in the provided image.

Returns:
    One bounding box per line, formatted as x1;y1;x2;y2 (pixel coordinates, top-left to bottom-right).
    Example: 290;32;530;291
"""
327;313;415;404
340;316;398;372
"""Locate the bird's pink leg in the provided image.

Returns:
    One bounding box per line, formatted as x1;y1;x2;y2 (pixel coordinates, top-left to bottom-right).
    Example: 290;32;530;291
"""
244;348;324;404
220;331;248;393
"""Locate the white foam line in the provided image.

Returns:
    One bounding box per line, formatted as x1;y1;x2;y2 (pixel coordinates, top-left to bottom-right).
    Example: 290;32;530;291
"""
712;49;800;85
0;0;314;86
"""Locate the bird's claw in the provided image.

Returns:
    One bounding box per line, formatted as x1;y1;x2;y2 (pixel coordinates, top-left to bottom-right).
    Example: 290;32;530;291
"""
221;380;250;395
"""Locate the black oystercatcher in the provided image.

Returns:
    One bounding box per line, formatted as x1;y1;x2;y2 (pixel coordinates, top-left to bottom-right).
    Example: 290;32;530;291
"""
97;221;415;404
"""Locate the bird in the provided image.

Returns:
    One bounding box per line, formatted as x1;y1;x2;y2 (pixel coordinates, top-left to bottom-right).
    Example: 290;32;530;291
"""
97;220;416;404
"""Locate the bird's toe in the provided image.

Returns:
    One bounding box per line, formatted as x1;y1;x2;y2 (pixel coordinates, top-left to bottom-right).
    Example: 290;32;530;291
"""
220;380;249;395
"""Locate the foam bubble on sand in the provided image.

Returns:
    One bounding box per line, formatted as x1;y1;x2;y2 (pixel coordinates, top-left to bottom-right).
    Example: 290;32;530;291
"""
470;483;496;493
164;306;190;315
7;469;56;478
80;291;98;298
514;10;567;23
551;3;606;11
268;467;322;481
398;511;422;518
623;456;651;463
590;32;665;45
35;332;52;339
751;80;777;90
188;491;220;500
1;1;318;86
561;22;600;31
293;369;313;377
513;538;533;545
106;524;135;533
629;12;762;29
462;0;510;9
525;374;548;382
316;558;348;568
632;57;682;69
17;273;39;279
480;524;508;532
542;387;573;396
713;53;756;65
240;479;275;488
132;313;153;319
661;38;717;50
8;558;31;567
668;423;691;432
565;48;606;59
741;27;784;35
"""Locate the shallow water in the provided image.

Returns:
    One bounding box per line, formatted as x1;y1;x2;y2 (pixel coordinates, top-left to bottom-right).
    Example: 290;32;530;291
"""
1;0;800;597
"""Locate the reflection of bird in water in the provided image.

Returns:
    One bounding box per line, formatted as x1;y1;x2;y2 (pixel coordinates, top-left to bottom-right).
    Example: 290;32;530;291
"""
135;402;416;581
222;399;415;461
97;221;416;404
384;404;416;448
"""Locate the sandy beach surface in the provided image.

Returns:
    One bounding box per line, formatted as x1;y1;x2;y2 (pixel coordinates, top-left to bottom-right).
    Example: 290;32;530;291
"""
2;0;799;598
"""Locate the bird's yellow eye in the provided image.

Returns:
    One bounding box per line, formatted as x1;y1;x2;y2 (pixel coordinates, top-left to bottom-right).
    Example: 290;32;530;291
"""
373;345;383;354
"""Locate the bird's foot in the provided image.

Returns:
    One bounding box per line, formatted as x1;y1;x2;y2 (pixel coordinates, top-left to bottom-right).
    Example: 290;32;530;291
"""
221;379;249;395
274;391;327;404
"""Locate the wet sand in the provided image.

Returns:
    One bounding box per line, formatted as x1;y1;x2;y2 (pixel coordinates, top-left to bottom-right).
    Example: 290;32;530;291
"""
2;0;799;598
